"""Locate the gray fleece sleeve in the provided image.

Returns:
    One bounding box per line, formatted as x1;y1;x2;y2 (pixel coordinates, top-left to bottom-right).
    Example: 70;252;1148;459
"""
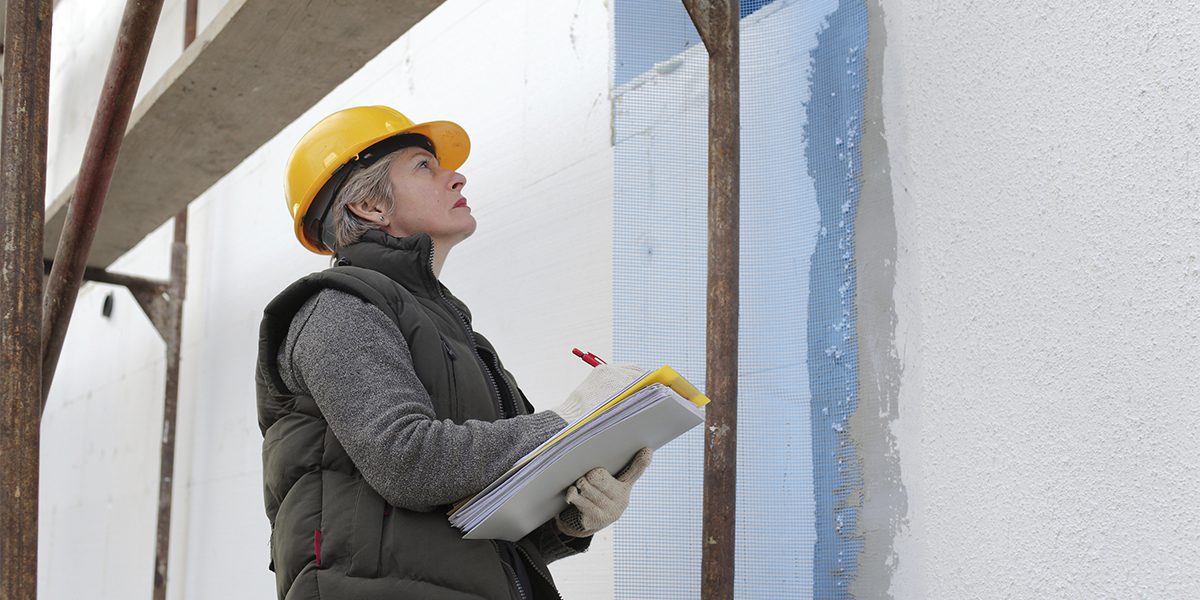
279;289;567;512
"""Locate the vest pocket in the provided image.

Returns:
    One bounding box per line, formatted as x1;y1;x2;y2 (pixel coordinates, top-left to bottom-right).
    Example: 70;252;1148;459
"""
347;480;386;578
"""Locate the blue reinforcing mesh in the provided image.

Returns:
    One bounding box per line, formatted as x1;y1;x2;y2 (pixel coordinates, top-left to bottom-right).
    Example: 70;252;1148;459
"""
612;0;867;598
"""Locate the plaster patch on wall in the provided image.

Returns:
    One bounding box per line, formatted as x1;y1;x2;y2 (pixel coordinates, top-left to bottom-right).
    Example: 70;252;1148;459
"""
848;1;907;598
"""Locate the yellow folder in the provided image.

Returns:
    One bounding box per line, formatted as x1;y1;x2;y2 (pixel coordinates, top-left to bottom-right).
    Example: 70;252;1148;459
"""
516;365;710;468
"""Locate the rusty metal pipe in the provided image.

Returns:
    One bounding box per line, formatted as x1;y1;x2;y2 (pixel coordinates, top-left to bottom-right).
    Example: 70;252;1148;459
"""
151;5;196;598
0;1;55;597
152;214;186;600
681;1;740;598
78;267;167;292
41;0;166;407
43;259;169;292
184;0;198;48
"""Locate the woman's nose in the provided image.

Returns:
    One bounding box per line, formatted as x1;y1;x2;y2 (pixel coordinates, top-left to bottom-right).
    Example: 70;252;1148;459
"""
449;171;467;191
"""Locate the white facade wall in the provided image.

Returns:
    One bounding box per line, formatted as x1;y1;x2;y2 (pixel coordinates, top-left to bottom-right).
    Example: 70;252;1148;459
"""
40;1;1200;598
40;0;615;598
878;2;1200;598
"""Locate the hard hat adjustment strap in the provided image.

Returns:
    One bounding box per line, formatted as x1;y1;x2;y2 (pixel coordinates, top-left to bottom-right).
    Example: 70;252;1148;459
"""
357;133;436;167
308;162;356;253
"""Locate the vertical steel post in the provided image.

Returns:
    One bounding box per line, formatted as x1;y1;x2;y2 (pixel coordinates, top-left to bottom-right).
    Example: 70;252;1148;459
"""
183;0;198;45
151;4;196;598
41;0;165;404
0;1;54;598
681;1;740;598
151;214;186;600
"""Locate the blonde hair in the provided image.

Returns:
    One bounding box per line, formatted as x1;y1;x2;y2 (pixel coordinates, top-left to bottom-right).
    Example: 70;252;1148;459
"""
330;152;400;250
325;133;435;255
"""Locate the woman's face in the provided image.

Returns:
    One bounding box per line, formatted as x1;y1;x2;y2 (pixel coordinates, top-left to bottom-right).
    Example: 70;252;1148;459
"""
381;146;475;248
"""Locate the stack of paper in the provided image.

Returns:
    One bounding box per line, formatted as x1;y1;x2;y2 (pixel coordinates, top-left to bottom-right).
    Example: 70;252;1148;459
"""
448;366;709;541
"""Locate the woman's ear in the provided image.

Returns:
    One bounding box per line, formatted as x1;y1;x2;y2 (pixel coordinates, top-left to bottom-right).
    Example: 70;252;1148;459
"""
347;199;387;226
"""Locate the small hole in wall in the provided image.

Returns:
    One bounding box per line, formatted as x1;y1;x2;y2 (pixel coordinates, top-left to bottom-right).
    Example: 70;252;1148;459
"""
102;293;114;319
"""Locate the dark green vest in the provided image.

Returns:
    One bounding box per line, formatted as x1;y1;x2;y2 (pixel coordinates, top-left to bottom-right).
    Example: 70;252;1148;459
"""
256;231;560;599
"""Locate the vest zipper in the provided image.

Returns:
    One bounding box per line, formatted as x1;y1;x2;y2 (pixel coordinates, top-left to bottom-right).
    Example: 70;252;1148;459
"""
513;543;563;600
494;351;524;416
501;560;528;600
427;238;507;418
480;346;522;417
491;541;529;600
439;335;460;420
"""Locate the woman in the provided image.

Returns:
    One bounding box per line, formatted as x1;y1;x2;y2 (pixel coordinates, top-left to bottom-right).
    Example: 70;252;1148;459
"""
255;106;652;599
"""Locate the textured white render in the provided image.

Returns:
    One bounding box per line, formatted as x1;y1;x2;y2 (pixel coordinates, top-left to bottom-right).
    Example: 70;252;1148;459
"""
873;2;1200;598
39;0;615;598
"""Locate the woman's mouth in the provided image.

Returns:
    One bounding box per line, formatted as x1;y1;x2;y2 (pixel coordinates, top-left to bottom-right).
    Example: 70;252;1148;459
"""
453;198;468;209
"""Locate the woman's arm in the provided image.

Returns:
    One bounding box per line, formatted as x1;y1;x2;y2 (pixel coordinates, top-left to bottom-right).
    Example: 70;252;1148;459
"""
280;289;567;511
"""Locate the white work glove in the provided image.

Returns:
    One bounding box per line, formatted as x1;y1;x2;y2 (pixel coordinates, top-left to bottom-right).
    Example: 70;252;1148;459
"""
555;448;653;538
548;363;645;424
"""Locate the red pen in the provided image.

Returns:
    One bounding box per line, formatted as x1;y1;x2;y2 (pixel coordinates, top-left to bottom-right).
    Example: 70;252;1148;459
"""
572;348;607;367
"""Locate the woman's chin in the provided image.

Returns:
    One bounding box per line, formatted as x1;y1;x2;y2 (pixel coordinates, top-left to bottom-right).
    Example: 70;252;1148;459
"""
459;219;479;240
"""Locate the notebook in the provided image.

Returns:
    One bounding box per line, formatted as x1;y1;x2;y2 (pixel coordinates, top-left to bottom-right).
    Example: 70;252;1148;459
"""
448;366;710;541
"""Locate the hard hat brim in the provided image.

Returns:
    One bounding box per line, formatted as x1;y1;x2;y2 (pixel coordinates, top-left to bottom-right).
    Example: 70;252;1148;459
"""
403;120;470;171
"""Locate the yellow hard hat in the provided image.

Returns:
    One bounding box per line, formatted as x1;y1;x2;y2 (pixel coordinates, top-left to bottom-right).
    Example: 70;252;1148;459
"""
284;105;470;254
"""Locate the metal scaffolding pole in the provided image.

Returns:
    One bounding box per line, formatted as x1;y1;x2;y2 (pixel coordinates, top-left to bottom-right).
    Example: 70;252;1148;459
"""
41;0;165;404
43;259;169;293
0;1;54;598
151;213;186;600
681;1;740;598
152;6;196;598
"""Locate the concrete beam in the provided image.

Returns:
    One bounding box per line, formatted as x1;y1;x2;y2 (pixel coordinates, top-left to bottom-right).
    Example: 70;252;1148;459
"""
42;0;445;267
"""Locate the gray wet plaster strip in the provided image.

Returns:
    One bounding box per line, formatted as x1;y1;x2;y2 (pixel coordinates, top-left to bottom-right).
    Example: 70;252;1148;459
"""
849;0;908;598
